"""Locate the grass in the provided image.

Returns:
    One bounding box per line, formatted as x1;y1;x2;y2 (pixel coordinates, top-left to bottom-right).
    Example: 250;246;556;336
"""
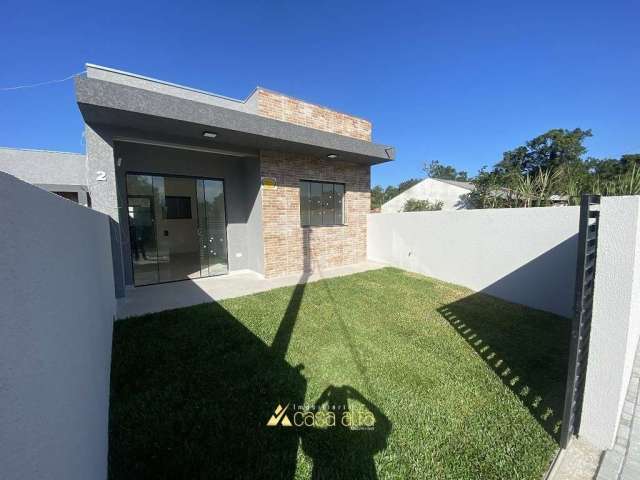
109;267;570;479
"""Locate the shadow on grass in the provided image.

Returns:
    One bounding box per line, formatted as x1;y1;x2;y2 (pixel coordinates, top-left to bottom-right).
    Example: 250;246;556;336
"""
300;385;392;479
438;293;571;442
109;230;390;479
109;299;307;479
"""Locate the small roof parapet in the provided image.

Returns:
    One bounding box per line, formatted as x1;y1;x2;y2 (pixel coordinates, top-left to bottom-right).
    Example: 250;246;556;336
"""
75;73;394;165
85;64;374;143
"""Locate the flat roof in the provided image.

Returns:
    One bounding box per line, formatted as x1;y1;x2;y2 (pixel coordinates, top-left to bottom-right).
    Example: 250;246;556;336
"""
85;64;371;123
434;178;475;190
78;66;391;165
85;64;252;112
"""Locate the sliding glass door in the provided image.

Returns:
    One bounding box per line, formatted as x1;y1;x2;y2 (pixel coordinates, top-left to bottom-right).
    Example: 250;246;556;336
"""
126;174;228;286
197;179;228;277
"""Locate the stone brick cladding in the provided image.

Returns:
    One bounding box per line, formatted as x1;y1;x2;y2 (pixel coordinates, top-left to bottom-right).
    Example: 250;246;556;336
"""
256;88;372;141
260;150;370;277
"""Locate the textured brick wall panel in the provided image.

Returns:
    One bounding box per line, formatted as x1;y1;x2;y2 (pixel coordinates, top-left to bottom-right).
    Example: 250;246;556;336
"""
256;89;372;141
261;151;370;278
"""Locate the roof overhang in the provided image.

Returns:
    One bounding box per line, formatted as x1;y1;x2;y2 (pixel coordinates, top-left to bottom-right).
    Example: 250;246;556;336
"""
75;76;394;165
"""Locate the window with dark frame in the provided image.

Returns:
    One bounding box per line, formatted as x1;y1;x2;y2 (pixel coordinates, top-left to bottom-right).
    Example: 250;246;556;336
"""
300;180;345;226
165;195;192;219
52;191;79;203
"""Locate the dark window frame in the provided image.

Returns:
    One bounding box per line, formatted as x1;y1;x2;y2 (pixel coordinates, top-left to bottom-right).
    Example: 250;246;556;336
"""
52;191;79;203
165;195;192;219
299;180;346;227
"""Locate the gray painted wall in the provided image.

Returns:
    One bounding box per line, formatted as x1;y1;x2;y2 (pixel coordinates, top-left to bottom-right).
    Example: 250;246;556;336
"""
245;153;265;275
0;172;115;480
581;196;640;449
368;206;580;317
113;140;263;285
86;64;252;112
85;125;125;298
0;147;86;186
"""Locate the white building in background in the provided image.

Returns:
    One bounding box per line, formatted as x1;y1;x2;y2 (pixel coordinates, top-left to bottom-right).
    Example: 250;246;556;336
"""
381;177;474;212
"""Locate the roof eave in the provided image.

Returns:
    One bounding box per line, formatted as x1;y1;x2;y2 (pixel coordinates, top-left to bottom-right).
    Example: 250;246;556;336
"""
75;76;394;166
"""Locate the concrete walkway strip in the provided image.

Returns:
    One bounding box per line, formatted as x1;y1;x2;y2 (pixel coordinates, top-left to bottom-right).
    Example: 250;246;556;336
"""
548;438;602;480
117;261;386;319
597;343;640;480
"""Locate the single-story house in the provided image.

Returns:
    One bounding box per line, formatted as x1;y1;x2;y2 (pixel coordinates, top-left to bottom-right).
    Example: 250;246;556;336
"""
381;177;473;212
0;64;394;296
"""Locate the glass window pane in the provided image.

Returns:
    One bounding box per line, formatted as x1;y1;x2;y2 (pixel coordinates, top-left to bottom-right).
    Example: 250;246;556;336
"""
153;176;171;281
126;173;153;196
197;179;208;277
157;177;200;282
165;196;192;219
322;183;335;225
202;179;228;276
126;174;158;286
310;182;323;225
334;184;344;224
300;181;310;226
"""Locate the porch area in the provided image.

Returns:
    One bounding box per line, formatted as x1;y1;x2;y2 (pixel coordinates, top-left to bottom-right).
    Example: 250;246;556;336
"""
117;260;385;319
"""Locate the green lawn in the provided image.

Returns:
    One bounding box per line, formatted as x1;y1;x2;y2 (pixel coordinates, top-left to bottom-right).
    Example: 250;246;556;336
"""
109;267;570;480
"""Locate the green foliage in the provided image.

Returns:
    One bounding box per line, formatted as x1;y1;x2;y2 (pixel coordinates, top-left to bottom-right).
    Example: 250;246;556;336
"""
496;129;592;176
370;178;422;209
397;178;421;192
469;127;640;208
590;163;640;196
403;198;444;212
373;130;638;211
424;160;468;181
370;185;385;210
465;167;511;209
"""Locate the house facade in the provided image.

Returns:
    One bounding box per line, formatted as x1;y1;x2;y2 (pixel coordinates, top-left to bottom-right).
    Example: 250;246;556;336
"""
0;64;394;296
381;177;473;212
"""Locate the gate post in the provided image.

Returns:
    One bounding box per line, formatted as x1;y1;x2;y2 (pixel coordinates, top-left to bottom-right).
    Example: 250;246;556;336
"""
560;194;600;448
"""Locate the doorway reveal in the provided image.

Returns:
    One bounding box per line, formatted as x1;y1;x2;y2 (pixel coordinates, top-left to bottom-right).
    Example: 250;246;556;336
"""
126;173;228;286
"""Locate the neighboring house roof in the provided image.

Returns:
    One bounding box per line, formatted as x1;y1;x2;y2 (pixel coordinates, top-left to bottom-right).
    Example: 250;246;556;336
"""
76;64;395;166
433;178;475;191
381;178;474;212
0;147;87;188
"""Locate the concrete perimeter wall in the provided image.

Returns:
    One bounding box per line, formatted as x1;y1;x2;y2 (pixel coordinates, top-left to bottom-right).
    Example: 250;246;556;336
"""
368;206;580;317
0;173;115;480
368;199;640;451
580;196;640;450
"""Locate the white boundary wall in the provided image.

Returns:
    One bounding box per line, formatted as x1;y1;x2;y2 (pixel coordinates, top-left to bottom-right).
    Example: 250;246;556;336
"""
368;199;640;450
368;206;580;317
580;196;640;449
0;173;116;480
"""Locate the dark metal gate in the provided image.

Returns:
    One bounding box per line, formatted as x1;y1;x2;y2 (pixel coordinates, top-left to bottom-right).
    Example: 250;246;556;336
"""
560;194;601;448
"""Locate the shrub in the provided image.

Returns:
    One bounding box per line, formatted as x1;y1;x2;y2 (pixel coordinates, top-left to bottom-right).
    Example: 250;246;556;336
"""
403;199;444;212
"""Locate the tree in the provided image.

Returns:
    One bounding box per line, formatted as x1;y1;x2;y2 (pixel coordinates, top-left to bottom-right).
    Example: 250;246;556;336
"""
370;185;385;210
370;178;424;210
586;157;624;180
424;160;467;181
455;171;469;181
383;185;399;202
621;154;640;172
496;128;592;176
403;198;444;212
397;178;421;193
469;126;640;209
466;167;511;209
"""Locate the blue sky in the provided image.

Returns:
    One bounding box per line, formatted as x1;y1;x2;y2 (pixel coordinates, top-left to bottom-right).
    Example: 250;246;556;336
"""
1;0;638;187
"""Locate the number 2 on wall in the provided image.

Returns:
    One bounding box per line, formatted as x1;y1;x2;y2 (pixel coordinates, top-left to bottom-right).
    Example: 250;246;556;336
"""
96;171;107;181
